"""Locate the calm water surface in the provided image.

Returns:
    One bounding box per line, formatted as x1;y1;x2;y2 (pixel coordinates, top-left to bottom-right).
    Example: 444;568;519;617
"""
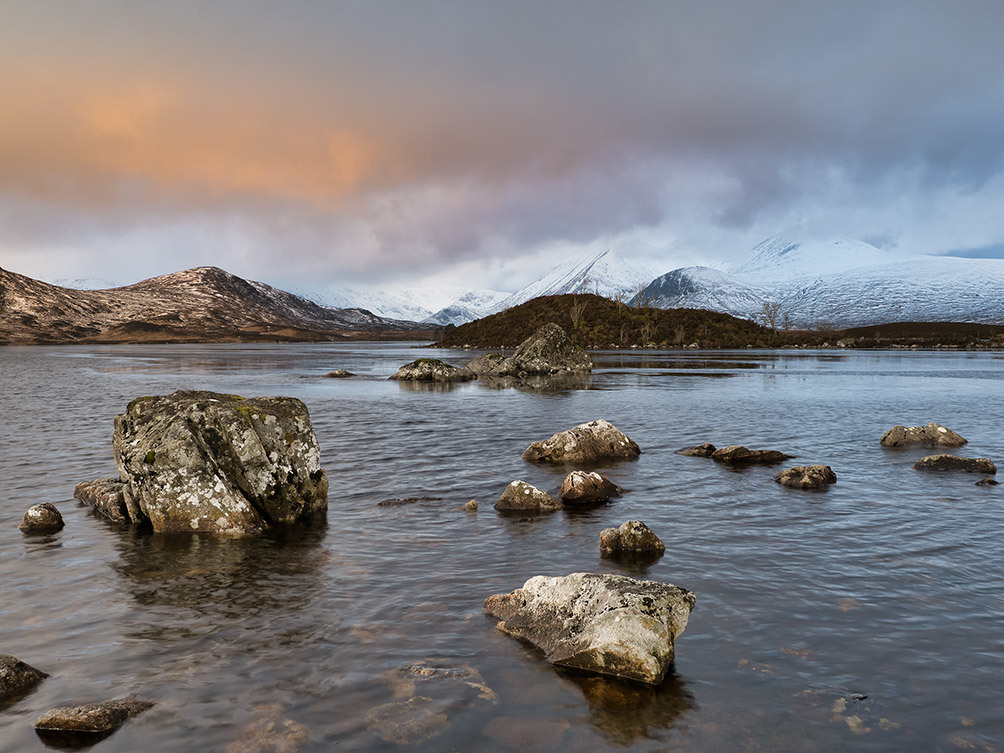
1;344;1002;752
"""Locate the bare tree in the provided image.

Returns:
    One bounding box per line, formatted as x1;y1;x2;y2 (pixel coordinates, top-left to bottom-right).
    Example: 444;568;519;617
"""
781;311;793;331
569;295;588;328
759;301;783;333
674;324;686;348
640;318;653;344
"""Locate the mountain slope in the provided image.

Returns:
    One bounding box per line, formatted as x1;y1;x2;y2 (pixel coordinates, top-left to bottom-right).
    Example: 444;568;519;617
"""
423;290;510;326
633;266;770;317
0;266;430;344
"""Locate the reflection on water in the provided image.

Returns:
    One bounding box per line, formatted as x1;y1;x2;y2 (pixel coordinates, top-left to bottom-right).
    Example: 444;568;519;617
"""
2;344;1004;753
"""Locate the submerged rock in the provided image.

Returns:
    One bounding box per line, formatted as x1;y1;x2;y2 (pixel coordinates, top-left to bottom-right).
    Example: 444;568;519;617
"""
323;369;355;378
376;496;443;507
976;477;1000;487
913;455;996;474
775;465;838;489
459;499;479;512
711;445;792;464
880;422;967;447
675;443;716;457
522;420;640;464
599;521;666;555
365;696;448;745
560;471;622;503
389;359;473;382
495;481;562;512
78;391;328;534
225;704;309;753
18;503;64;534
74;478;130;524
34;696;153;746
0;654;48;703
484;572;695;685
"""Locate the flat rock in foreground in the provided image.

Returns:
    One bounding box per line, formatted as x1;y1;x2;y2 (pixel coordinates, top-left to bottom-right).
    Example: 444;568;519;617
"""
913;455;996;474
389;359;473;382
522;420;640;464
880;422;967;447
78;391;328;534
711;445;792;465
0;654;48;703
774;465;837;489
34;696;153;746
484;572;695;685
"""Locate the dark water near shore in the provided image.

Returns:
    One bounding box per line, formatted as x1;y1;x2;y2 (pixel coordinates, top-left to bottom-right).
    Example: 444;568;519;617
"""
2;343;1003;752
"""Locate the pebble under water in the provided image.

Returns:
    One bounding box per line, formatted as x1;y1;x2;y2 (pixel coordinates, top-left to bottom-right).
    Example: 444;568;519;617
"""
1;343;1003;753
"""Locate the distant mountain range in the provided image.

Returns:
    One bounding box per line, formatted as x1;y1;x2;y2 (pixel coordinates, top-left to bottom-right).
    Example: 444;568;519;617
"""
0;266;431;344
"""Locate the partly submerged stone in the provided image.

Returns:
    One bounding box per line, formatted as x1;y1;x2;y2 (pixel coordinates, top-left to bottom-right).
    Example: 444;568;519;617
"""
498;323;593;376
775;465;838;489
18;503;64;534
711;445;792;464
376;496;443;508
74;478;130;524
389;359;473;382
34;696;153;746
675;443;717;457
323;369;355;378
913;455;996;474
0;654;48;703
484;572;695;685
599;521;666;555
464;352;509;378
522;420;640;464
495;481;563;512
459;499;479;512
77;391;328;534
880;422;967;448
976;477;1000;487
560;471;622;503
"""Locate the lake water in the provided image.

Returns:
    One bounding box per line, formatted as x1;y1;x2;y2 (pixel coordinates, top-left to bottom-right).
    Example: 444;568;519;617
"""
1;343;1003;752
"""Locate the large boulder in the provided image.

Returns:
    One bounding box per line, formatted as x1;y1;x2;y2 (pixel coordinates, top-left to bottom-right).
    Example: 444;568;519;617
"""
0;654;48;703
18;503;64;533
522;420;640;464
500;323;593;376
463;352;509;377
560;471;622;503
880;423;967;447
495;481;563;512
774;465;837;489
484;573;695;685
34;697;153;747
711;445;792;464
78;391;328;534
599;521;666;555
389;359;473;382
913;455;996;474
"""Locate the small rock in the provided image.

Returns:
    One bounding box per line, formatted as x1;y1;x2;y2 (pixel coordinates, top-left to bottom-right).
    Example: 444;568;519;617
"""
774;465;837;489
0;654;48;703
675;443;717;457
913;455;996;474
976;477;1000;486
389;359;473;382
560;471;622;503
599;521;666;556
18;503;64;534
225;704;309;753
522;420;640;464
322;369;354;378
711;445;792;464
376;496;443;507
880;422;967;447
74;478;130;523
484;572;695;685
364;696;447;745
851;693;869;701
495;481;562;512
34;697;153;746
459;499;478;512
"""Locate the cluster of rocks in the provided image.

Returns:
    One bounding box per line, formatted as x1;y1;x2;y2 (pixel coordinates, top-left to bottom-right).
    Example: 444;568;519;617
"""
389;322;593;383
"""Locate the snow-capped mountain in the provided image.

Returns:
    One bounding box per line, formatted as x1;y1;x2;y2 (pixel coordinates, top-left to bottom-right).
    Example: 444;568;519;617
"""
423;290;510;326
305;287;443;321
50;276;118;290
491;249;661;313
638;233;1004;328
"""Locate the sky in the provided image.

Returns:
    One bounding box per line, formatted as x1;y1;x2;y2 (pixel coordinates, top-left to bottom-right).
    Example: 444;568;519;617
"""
2;1;1004;296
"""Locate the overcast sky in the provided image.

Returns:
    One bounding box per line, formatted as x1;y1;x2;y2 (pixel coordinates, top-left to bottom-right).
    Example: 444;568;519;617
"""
2;1;1003;294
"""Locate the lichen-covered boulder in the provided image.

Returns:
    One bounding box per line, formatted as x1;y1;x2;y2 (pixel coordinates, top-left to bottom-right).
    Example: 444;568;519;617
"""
389;359;473;382
484;573;695;685
522;420;640;464
463;352;509;377
34;697;153;746
599;521;666;555
560;471;622;503
913;455;996;474
495;481;562;512
676;443;716;457
18;503;64;533
78;391;328;534
711;445;792;464
0;654;48;703
774;465;837;489
497;323;592;376
880;423;967;447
